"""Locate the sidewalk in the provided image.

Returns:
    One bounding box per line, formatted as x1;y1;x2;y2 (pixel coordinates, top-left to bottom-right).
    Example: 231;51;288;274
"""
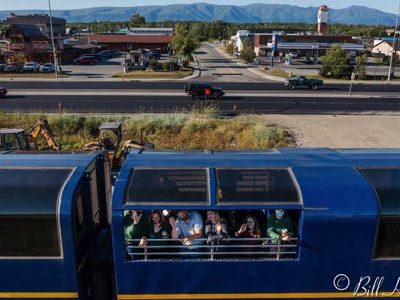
0;66;200;83
214;44;400;85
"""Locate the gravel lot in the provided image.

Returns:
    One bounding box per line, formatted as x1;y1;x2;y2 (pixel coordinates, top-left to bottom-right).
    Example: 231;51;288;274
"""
265;114;400;148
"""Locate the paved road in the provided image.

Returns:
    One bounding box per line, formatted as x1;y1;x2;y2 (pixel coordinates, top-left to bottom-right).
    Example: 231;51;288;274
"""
2;93;400;114
1;81;400;93
1;41;400;114
194;43;269;82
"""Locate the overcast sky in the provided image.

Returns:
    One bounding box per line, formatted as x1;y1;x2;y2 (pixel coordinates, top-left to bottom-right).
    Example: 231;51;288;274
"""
2;0;397;14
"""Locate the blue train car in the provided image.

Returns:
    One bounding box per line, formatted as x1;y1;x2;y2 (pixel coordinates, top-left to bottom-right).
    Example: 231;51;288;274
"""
112;149;400;299
0;152;113;299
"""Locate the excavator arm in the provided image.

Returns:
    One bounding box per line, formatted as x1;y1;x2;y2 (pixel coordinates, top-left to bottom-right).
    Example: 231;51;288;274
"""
26;119;61;151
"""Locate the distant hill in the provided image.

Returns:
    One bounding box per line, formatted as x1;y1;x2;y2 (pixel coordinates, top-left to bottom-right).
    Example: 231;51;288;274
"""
0;3;396;25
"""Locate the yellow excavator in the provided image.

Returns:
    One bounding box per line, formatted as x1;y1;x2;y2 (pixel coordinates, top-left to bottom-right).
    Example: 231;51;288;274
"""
83;122;154;170
0;119;61;151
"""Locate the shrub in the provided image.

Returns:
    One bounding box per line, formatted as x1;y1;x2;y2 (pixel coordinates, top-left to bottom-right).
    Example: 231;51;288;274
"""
162;61;180;71
0;113;295;150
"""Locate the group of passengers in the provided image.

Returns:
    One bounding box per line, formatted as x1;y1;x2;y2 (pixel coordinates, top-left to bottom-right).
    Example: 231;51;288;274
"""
124;209;295;258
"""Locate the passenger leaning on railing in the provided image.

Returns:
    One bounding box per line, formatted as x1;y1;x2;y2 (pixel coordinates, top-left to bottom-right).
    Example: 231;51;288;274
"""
169;210;203;255
266;209;294;254
146;210;171;255
125;210;148;253
204;210;229;252
234;214;262;256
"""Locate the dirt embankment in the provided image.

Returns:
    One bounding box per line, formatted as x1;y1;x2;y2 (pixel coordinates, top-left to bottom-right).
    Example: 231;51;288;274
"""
265;115;400;148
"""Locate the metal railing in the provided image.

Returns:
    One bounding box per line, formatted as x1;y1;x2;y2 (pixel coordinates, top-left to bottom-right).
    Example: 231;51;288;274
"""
126;237;298;261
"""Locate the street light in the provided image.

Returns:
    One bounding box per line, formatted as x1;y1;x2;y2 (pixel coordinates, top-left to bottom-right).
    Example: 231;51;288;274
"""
388;1;400;81
48;0;58;79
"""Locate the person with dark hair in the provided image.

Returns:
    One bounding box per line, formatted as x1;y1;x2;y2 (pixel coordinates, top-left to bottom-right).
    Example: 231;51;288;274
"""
125;210;148;258
146;210;171;257
169;210;203;256
234;214;262;256
204;210;229;253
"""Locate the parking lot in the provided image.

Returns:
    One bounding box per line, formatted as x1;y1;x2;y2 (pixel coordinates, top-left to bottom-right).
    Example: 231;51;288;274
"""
61;56;126;78
0;52;174;79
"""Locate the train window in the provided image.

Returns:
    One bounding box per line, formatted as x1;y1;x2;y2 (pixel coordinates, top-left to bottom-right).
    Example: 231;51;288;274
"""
216;169;300;204
124;209;300;261
359;168;400;258
125;169;209;204
0;168;72;257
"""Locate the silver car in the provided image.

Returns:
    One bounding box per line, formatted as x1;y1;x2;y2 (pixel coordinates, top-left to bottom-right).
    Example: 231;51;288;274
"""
23;62;40;72
39;63;55;73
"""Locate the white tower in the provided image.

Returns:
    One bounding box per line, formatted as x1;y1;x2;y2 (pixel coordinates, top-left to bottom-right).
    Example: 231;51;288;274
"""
318;5;329;35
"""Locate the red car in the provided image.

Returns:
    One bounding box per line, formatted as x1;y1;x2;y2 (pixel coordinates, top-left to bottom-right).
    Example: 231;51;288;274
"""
0;87;7;98
73;56;97;65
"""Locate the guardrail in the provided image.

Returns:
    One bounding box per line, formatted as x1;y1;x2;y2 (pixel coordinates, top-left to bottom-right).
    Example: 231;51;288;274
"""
126;237;298;261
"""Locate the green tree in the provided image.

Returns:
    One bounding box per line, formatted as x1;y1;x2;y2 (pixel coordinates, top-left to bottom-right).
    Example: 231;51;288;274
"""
355;54;367;79
129;14;146;27
13;52;27;64
240;41;256;64
321;45;348;78
173;23;200;67
383;53;400;67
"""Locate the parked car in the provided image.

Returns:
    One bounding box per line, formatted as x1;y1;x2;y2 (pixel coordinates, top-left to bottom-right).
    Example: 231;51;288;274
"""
148;50;161;60
98;50;114;59
108;50;123;57
4;64;22;72
73;56;97;65
22;62;40;72
0;87;7;98
81;54;102;62
284;75;323;90
39;63;55;73
184;82;225;100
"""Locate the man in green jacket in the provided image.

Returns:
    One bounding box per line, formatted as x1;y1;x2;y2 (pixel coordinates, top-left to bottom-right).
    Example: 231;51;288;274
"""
267;209;294;244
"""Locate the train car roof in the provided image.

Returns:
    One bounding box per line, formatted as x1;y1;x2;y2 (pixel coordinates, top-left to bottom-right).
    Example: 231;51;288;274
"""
121;148;400;167
113;148;400;213
0;151;103;168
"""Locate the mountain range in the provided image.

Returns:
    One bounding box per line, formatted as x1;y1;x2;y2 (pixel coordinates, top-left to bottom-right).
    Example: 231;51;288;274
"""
0;3;396;25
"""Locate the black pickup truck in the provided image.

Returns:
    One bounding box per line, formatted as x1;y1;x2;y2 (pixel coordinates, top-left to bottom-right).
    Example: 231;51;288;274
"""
284;75;323;90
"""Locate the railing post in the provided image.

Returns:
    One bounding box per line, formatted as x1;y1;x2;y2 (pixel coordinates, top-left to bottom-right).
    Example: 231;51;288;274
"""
210;240;215;260
144;244;148;261
277;238;281;260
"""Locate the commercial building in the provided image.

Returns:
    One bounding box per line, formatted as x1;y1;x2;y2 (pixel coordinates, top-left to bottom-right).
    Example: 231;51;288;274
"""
254;32;365;59
127;28;173;36
86;34;173;52
7;14;66;37
231;5;366;60
3;24;50;62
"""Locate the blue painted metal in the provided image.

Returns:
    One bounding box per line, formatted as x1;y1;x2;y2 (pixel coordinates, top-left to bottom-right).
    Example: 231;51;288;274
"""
0;152;104;298
112;149;400;297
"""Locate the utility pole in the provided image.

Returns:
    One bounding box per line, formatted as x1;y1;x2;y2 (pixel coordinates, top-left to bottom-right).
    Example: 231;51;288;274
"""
388;1;400;81
48;0;58;79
